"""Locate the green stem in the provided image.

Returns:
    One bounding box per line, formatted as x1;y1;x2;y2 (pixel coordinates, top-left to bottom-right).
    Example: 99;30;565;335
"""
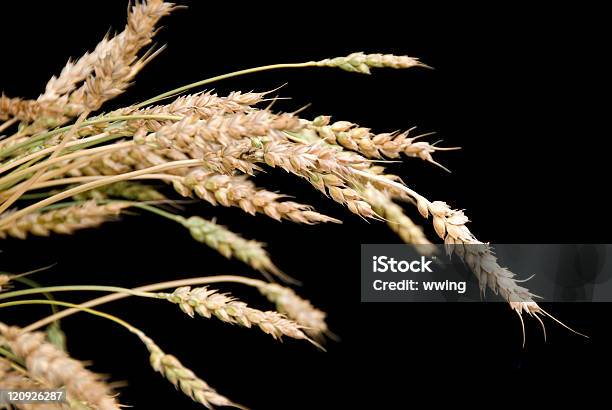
11;278;67;350
37;198;131;212
13;277;61;315
135;62;315;108
0;157;43;191
0;346;23;365
0;285;155;301
66;132;131;152
0;158;202;229
0;299;139;334
17;190;62;200
0;114;180;160
37;200;90;212
131;203;182;223
23;275;266;333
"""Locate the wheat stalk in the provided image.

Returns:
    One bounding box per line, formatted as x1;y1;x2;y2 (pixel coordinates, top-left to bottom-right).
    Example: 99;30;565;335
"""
74;181;165;202
0;0;570;402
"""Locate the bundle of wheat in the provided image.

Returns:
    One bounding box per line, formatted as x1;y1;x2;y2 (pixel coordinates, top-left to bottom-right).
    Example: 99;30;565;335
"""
0;1;580;408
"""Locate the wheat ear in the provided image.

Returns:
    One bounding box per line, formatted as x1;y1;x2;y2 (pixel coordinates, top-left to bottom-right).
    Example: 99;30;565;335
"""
0;201;129;239
40;1;173;106
0;323;120;410
1;1;174;127
138;111;302;149
257;283;329;341
117;90;266;124
155;286;321;348
177;215;290;282
308;115;457;169
0;357;35;389
416;199;538;309
315;52;428;73
362;185;435;254
66;0;175;114
0;359;68;410
0;94;64;123
177;169;339;224
135;332;242;409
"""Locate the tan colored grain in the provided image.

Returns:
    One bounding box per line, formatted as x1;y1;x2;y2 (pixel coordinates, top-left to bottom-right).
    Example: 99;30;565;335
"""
1;1;173;128
117;90;266;128
410;196;539;313
177;169;339;224
0;201;129;239
67;0;175;113
0;323;120;410
0;94;63;123
139;111;302;150
157;286;319;346
0;359;68;410
309;115;452;167
257;283;329;340
136;332;242;409
362;185;435;254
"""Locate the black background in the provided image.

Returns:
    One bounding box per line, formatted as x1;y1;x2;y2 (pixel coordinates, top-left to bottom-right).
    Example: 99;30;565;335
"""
1;1;610;407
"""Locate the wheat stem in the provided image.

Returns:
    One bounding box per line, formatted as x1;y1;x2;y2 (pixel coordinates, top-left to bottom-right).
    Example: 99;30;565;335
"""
135;62;314;107
0;150;113;194
0;285;154;301
0;346;22;364
136;52;425;107
0;159;202;229
0;112;89;213
0;131;131;176
0;114;180;160
0;174;175;199
0;118;17;133
0;142;132;189
24;276;270;332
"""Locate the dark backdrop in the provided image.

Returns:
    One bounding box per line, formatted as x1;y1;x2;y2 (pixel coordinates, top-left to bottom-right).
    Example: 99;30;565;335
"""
1;1;609;407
